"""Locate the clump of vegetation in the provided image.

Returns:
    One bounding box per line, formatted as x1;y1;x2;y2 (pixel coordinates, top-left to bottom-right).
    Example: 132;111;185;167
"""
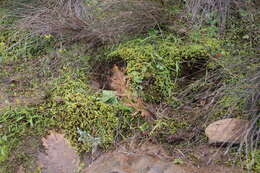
43;73;142;152
45;79;118;152
0;0;259;172
140;117;187;140
0;107;55;172
108;33;222;103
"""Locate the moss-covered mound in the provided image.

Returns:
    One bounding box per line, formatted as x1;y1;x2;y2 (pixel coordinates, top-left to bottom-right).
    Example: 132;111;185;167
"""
43;73;141;152
108;33;223;103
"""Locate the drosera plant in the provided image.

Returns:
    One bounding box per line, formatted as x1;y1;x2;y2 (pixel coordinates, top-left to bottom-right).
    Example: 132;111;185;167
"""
107;32;224;103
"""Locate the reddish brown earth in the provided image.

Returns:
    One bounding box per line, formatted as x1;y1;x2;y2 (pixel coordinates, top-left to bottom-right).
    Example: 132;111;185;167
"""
82;142;243;173
32;133;243;173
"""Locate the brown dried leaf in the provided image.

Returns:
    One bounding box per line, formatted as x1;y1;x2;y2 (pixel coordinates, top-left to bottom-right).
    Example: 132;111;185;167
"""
110;65;127;97
109;65;152;118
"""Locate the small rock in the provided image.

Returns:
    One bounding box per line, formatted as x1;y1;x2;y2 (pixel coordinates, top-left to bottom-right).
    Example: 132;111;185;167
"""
37;131;80;173
166;25;188;35
205;118;249;144
83;151;189;173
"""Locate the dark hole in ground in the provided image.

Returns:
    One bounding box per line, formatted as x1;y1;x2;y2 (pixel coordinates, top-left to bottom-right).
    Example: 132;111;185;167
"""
90;58;127;90
180;58;208;83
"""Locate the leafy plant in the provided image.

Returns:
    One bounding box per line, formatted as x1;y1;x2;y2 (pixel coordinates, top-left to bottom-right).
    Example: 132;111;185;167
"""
100;90;118;104
77;128;101;154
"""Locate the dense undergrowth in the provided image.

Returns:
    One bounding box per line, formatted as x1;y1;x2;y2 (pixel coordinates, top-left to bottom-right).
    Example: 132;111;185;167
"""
0;0;259;172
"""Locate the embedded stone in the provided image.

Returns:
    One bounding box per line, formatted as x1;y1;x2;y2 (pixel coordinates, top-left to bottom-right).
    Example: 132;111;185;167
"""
205;118;249;144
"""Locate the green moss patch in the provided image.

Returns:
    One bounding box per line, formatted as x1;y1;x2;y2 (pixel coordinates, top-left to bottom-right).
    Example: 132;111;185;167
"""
43;73;143;153
108;33;223;103
139;116;187;140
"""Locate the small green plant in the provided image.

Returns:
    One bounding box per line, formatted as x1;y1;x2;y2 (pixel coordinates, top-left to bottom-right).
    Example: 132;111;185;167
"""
77;128;101;154
0;136;9;162
100;90;119;104
173;158;184;165
138;116;187;141
150;117;186;139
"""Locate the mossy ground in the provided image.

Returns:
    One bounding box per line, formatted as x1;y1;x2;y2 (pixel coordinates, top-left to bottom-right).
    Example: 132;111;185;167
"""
0;0;259;172
42;73;140;153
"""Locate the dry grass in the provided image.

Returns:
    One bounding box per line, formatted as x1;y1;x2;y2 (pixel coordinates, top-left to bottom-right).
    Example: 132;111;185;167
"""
175;54;260;170
19;0;167;46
